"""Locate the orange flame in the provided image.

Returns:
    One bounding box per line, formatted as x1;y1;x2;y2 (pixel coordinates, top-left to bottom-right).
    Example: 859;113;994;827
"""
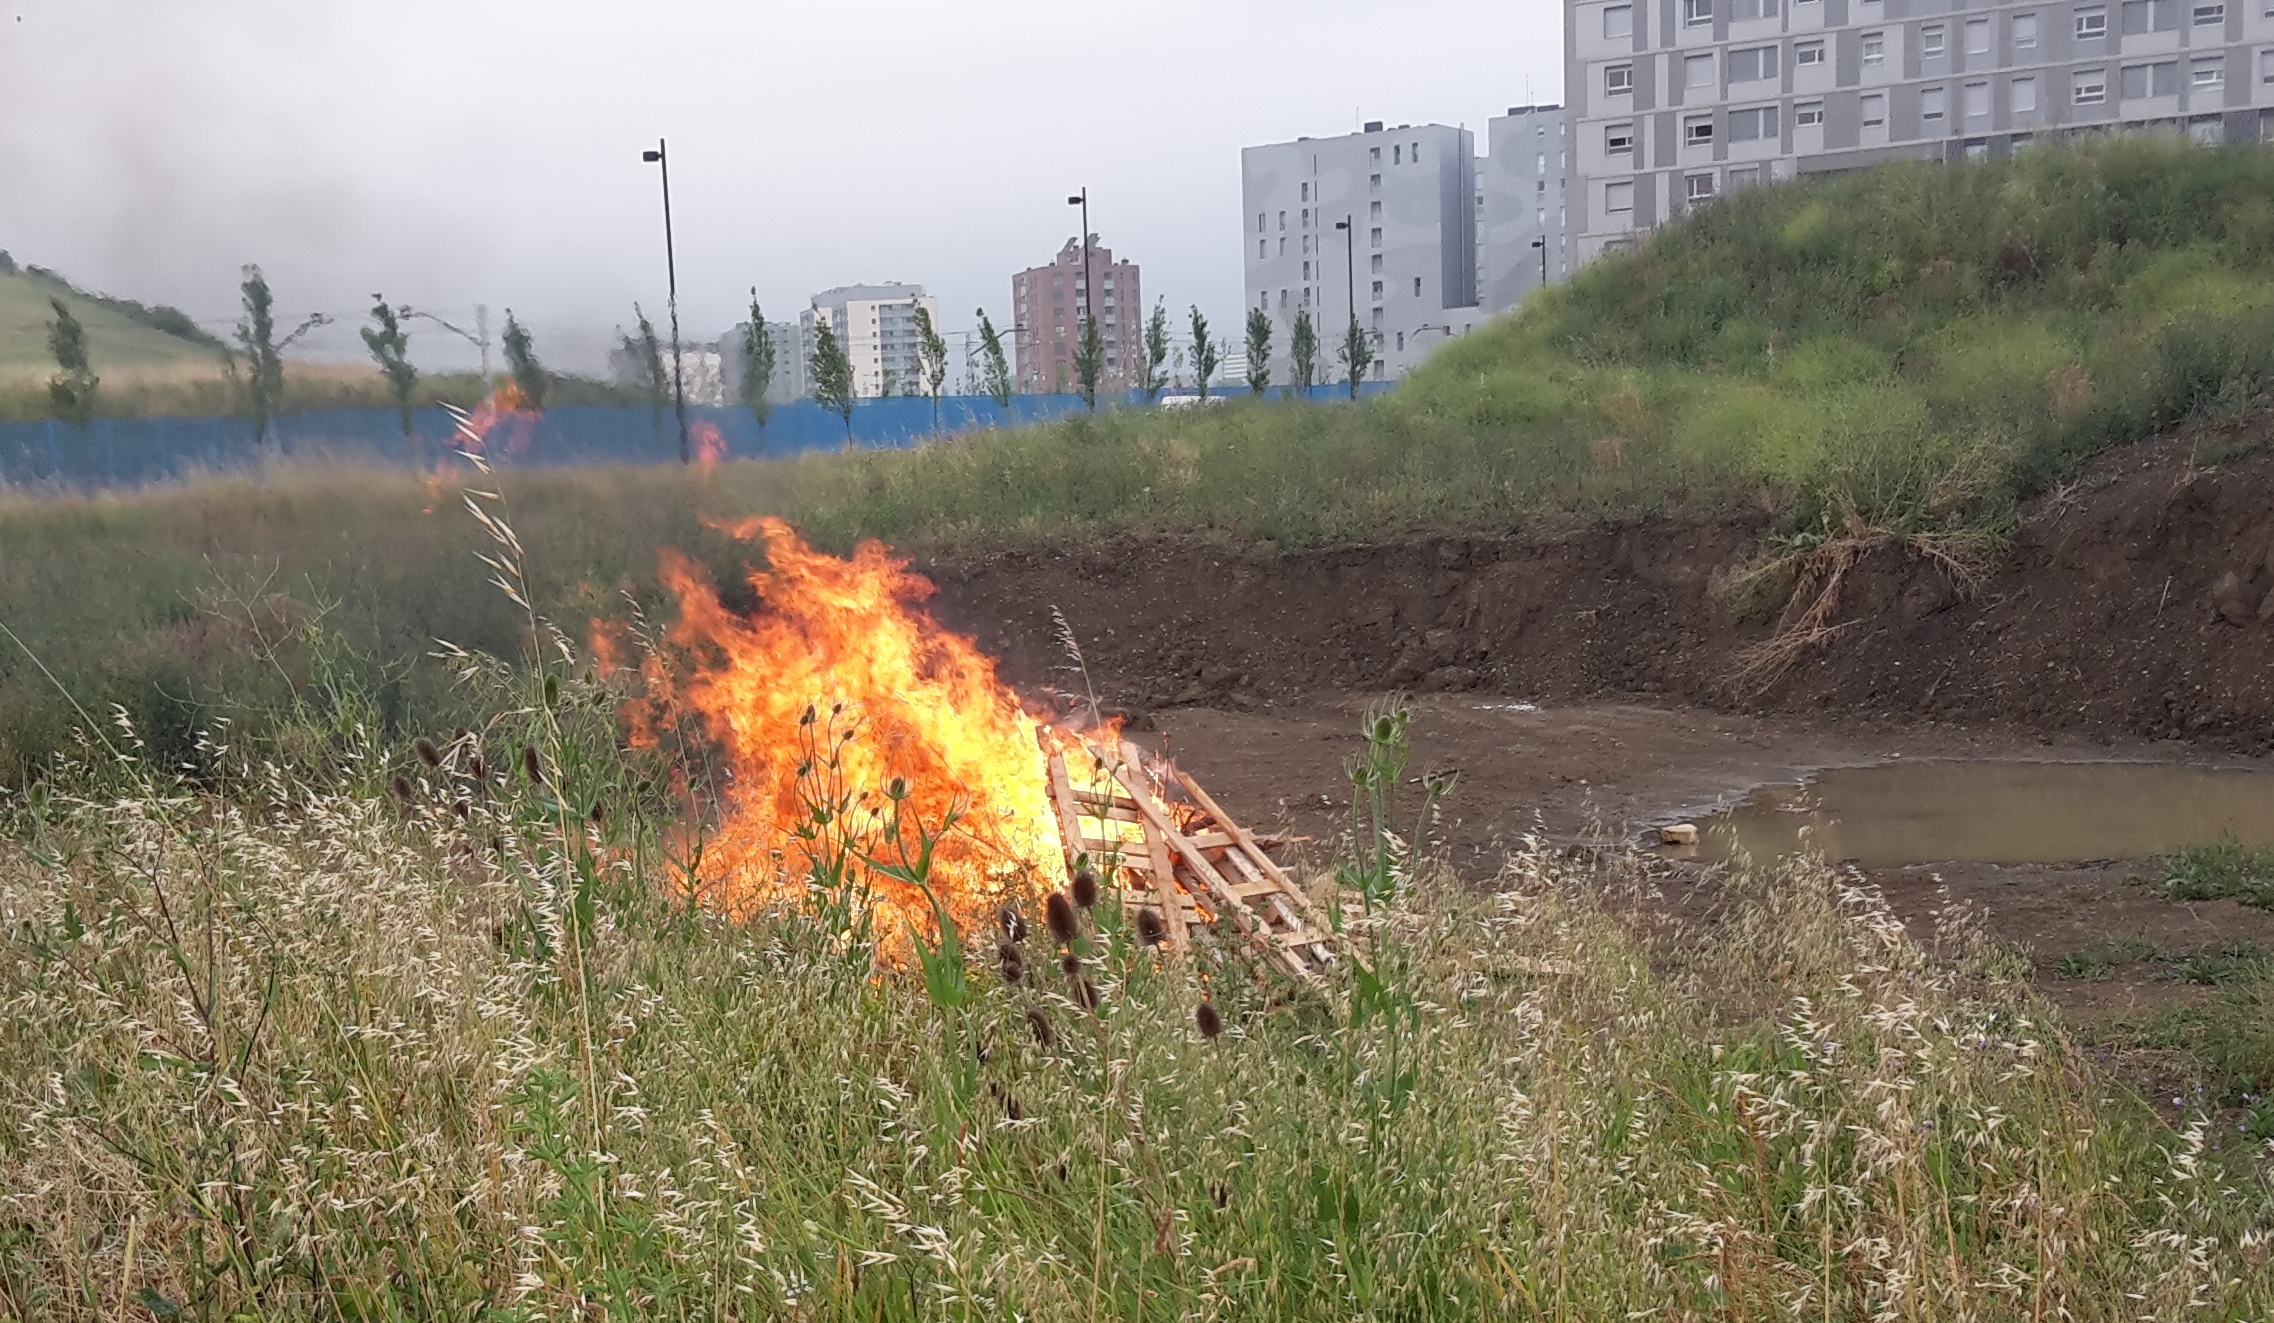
690;420;728;469
630;517;1075;939
451;381;539;460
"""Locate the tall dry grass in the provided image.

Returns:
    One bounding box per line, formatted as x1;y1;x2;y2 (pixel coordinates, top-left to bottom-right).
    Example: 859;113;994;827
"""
0;676;2267;1318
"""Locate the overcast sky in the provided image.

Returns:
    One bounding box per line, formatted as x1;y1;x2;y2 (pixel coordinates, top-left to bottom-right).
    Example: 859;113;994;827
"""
0;0;1563;374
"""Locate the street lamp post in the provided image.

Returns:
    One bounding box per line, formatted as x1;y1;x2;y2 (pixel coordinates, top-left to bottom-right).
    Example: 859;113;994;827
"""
641;139;691;465
1067;188;1094;408
1531;236;1548;290
1332;216;1356;329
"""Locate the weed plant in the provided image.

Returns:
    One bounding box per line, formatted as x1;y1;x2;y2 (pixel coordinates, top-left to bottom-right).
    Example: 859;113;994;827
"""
2164;833;2274;908
2;651;2272;1317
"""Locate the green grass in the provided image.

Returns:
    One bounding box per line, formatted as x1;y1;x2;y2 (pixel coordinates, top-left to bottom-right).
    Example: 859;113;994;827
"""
12;138;2274;780
2054;933;2167;981
0;266;223;390
1;667;2267;1318
2164;833;2274;908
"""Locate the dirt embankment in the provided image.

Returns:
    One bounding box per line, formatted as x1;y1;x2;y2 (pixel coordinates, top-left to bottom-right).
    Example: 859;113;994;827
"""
922;428;2274;752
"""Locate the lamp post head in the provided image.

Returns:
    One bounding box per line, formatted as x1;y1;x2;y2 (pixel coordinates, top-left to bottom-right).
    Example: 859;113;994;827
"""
1530;238;1545;249
642;150;662;163
1067;195;1084;206
1334;220;1350;231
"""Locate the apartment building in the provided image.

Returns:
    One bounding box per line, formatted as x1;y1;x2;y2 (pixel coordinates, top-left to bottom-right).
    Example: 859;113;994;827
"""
1567;0;2274;264
1010;238;1143;393
1242;121;1480;384
1480;104;1572;314
800;284;941;398
715;320;808;406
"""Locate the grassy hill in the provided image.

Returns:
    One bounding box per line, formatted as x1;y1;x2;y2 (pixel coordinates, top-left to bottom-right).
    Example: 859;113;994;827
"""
0;260;226;387
6;137;2274;780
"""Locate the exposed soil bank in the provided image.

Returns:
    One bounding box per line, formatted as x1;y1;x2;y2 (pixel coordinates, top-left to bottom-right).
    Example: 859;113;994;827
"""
921;427;2274;752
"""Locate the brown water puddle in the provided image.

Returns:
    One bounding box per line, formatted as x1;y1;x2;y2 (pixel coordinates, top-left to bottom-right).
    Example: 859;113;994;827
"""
1677;760;2274;868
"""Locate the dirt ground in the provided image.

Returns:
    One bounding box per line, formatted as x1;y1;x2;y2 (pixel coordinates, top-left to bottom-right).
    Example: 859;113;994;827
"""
917;428;2274;1031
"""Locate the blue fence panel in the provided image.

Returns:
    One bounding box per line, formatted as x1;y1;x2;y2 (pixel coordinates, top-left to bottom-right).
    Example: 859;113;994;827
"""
0;381;1398;495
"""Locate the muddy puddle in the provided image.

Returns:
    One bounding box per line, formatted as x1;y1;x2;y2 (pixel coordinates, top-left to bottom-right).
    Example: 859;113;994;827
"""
1672;760;2274;868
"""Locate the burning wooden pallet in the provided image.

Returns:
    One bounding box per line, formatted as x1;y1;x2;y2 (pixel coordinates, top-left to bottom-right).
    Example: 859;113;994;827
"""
1041;734;1335;980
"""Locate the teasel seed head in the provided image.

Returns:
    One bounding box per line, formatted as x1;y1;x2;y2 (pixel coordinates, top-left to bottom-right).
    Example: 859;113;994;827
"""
1059;952;1082;978
999;905;1027;944
469;752;487;783
997;943;1024;985
1074;978;1101;1013
1071;867;1100;910
522;745;543;784
415;737;441;769
1026;1008;1056;1048
1044;892;1077;945
1195;1000;1224;1040
1135;908;1167;947
389;774;414;803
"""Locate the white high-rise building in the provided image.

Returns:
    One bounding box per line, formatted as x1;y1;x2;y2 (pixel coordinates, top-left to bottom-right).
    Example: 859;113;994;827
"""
1480;104;1572;314
1567;0;2274;265
801;284;941;399
1241;121;1481;385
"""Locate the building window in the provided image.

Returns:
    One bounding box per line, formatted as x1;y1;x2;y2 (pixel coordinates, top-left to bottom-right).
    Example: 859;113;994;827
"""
1686;53;1716;87
2013;13;2039;47
2195;0;2226;21
1370;227;1383;247
1730;104;1780;139
2119;61;2178;96
2263;48;2274;83
1683;0;1713;24
2074;67;2107;103
1727;164;1762;189
1732;0;1777;17
2192;56;2225;88
1396;332;1406;352
1259;239;1267;258
1302;208;1310;227
1795;100;1826;126
1372;280;1384;301
1685;172;1718;203
1862;31;1886;64
1393;145;1401;164
1604;2;1634;37
1370;146;1381;164
1605;63;1634;94
1605;121;1636;153
1605;180;1636;213
1965;18;1991;52
1278;211;1286;230
1371;254;1384;273
1370;173;1382;193
1413;276;1423;296
1964;81;1989;117
2012;75;2039;111
1302;261;1312;280
1921;86;1947;120
1256;212;1265;233
1729;44;1777;81
1795;39;1826;65
1410;142;1421;162
2076;7;2107;39
1862;92;1888;126
1921;23;1946;56
1683;113;1716;145
2122;0;2175;32
1370;200;1382;219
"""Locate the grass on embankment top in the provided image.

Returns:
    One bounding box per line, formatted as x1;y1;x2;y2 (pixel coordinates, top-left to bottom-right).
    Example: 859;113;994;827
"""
10;138;2274;779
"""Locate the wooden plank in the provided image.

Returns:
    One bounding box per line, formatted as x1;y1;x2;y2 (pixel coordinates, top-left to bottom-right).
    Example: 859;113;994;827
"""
1136;805;1187;955
1172;767;1328;929
1045;751;1089;881
1106;756;1288;971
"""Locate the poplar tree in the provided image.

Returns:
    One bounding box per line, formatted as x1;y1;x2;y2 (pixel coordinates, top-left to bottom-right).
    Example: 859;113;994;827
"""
1139;301;1171;403
501;310;548;410
1072;311;1105;411
913;304;949;431
1338;315;1374;400
740;290;775;430
1244;307;1273;396
975;308;1013;408
361;295;418;438
46;298;98;429
236;266;285;445
1188;306;1219;401
623;305;667;430
1290;309;1319;398
809;317;856;442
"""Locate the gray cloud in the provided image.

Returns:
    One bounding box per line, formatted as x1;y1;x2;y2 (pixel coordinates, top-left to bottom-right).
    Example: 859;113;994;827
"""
1;0;1562;373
